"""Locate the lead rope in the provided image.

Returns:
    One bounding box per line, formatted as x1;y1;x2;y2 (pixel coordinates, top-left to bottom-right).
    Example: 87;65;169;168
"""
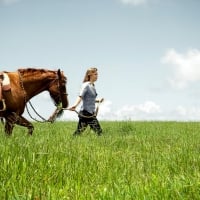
65;100;101;118
48;101;102;123
26;101;49;122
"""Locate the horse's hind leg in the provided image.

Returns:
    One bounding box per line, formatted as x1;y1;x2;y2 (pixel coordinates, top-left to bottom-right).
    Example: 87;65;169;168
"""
16;116;34;135
5;113;34;135
5;113;17;135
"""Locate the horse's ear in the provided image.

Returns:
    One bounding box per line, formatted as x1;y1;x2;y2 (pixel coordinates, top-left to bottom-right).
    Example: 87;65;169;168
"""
57;69;62;79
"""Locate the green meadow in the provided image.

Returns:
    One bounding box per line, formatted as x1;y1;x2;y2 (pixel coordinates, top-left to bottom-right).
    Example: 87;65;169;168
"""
0;121;200;199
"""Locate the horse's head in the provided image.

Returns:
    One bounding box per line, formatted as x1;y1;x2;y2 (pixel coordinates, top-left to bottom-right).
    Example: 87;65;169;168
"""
49;69;69;112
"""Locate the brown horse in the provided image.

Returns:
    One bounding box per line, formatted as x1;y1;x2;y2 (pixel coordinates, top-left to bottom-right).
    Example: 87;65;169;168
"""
0;68;69;135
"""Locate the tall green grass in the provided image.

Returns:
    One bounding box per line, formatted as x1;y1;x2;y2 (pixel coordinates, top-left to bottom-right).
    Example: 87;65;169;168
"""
0;121;200;199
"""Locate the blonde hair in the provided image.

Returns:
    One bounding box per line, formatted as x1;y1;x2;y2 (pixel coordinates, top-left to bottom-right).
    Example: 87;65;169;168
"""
83;67;98;82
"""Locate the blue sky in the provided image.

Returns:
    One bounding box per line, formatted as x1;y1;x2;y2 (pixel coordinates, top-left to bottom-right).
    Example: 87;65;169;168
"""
1;0;200;121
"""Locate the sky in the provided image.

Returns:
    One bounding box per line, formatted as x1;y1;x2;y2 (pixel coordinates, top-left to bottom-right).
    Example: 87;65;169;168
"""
1;0;200;121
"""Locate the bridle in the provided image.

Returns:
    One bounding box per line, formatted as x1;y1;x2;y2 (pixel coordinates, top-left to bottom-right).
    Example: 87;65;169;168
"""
48;73;68;107
18;70;67;123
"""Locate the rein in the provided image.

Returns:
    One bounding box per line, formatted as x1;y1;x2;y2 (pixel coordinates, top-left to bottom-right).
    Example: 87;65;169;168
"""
64;100;102;118
26;101;49;123
18;70;58;123
48;101;102;123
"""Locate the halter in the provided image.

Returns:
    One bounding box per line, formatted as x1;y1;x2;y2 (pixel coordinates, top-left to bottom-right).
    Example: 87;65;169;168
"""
18;70;66;123
48;73;67;107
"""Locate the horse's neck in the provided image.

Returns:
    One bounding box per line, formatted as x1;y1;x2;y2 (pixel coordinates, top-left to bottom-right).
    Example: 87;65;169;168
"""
22;76;52;99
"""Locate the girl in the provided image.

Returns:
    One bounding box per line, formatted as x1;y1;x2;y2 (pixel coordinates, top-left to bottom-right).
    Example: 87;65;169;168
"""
69;67;104;136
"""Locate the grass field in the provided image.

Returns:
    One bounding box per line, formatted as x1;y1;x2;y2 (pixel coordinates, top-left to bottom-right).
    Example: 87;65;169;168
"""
0;121;200;199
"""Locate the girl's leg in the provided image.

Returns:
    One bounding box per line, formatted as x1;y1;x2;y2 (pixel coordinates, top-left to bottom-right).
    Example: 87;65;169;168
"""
88;117;102;135
73;118;88;135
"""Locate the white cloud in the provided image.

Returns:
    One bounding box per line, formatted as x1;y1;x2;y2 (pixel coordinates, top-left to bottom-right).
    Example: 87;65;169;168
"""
114;101;161;120
162;49;200;89
97;101;200;121
171;105;200;121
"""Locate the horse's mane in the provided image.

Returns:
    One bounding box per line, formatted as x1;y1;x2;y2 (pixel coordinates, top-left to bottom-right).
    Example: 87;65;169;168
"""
18;68;56;76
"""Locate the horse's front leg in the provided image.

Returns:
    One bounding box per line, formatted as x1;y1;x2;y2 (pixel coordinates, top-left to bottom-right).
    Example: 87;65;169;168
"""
16;115;34;135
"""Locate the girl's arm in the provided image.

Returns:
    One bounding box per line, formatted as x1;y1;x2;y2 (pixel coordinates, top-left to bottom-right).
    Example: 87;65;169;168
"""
68;96;82;111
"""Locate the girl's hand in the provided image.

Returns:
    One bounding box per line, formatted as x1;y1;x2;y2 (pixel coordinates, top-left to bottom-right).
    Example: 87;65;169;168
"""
68;106;76;111
100;98;104;103
96;98;104;103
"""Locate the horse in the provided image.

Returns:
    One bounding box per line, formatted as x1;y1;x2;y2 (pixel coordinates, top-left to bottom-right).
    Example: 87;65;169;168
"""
0;68;69;135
